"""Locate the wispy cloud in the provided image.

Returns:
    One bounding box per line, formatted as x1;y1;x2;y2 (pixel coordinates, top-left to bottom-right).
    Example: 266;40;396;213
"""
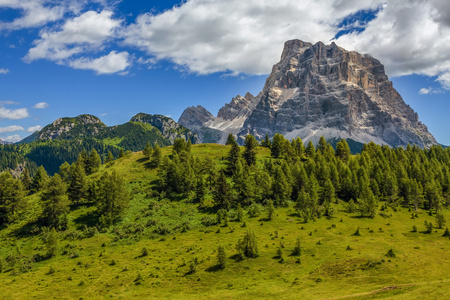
0;68;9;74
33;102;49;109
3;135;22;143
0;125;24;133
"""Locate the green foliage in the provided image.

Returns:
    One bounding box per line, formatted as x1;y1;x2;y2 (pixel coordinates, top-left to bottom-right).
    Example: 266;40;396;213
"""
243;135;258;166
96;171;130;226
68;163;87;206
386;248;396;258
41;174;69;229
217;245;227;269
32;166;48;193
336;139;351;162
236;230;259;259
0;172;26;225
292;237;302;256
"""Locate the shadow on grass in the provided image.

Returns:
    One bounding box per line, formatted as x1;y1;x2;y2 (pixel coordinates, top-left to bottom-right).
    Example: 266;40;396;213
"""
10;219;43;238
73;210;99;230
205;265;224;272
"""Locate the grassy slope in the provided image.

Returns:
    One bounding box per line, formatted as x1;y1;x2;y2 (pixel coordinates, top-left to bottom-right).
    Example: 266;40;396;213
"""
1;144;450;299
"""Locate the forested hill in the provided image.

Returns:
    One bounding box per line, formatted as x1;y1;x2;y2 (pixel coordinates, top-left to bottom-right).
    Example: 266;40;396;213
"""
0;134;449;298
2;113;200;175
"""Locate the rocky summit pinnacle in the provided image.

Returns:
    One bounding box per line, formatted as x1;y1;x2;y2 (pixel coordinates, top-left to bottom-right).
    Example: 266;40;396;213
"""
179;39;437;148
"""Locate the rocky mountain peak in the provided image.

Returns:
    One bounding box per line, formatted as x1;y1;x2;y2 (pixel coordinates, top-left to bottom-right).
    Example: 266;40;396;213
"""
180;39;437;148
131;113;200;144
36;114;107;141
178;105;215;129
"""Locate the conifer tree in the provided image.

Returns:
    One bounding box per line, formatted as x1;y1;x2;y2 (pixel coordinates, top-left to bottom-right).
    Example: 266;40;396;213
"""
261;133;271;148
217;245;227;269
270;133;284;158
97;171;129;226
41;174;69;228
119;148;125;158
143;142;152;158
0;172;26;225
226;133;237;146
21;168;32;191
271;165;291;206
150;142;162;167
173;138;186;154
214;171;231;209
195;174;206;204
336;139;351;162
105;151;114;163
226;140;241;176
86;149;101;175
68;163;87;206
317;136;328;154
236;230;259;259
306;140;315;157
58;162;71;183
243;135;258;166
294;137;306;157
32;165;48;193
358;178;377;218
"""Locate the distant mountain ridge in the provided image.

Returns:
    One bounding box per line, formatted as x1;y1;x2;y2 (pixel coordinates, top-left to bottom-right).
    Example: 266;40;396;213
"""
20;113;199;146
179;39;437;148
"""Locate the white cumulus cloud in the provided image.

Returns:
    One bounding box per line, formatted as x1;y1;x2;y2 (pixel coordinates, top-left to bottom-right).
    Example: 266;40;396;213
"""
0;107;29;119
122;0;380;75
0;0;65;30
69;51;130;74
0;125;24;133
27;125;42;132
24;10;128;74
335;1;450;89
0;68;9;74
33;101;49;109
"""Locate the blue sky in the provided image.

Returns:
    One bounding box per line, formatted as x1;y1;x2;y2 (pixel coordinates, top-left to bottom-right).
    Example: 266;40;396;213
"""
0;0;450;145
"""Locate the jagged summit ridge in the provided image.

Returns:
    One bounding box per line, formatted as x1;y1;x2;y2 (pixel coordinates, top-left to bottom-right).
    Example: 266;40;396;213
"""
180;39;437;148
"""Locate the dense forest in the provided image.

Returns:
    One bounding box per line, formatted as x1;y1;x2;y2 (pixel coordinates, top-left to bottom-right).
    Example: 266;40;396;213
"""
1;133;449;233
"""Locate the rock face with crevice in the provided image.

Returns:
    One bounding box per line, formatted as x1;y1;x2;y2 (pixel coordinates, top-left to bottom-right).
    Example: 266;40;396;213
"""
180;39;437;148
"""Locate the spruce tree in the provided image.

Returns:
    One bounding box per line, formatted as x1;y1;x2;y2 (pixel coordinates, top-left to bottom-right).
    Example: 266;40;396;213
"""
225;133;237;146
41;174;69;228
97;171;130;226
306;140;315;157
86;149;101;175
150;143;162;168
58;162;71;184
21;168;32;191
214;171;231;209
243;135;258;166
143;142;152;158
119;148;125;158
261;133;271;148
32;165;48;193
336;139;351;162
0;172;26;225
68;163;87;206
105;151;114;163
226;140;241;176
217;245;227;269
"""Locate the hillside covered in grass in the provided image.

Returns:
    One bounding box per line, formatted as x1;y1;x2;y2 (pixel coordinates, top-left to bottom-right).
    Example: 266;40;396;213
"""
0;135;450;299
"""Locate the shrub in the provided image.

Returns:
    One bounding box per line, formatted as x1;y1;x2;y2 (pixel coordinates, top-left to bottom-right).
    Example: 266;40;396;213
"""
217;245;227;269
386;248;396;258
236;231;259;259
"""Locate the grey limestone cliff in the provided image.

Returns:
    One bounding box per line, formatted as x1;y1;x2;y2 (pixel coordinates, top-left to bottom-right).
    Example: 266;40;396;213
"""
180;39;437;148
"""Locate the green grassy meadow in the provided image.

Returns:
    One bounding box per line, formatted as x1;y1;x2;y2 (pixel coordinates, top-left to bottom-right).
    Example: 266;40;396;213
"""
0;144;449;299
